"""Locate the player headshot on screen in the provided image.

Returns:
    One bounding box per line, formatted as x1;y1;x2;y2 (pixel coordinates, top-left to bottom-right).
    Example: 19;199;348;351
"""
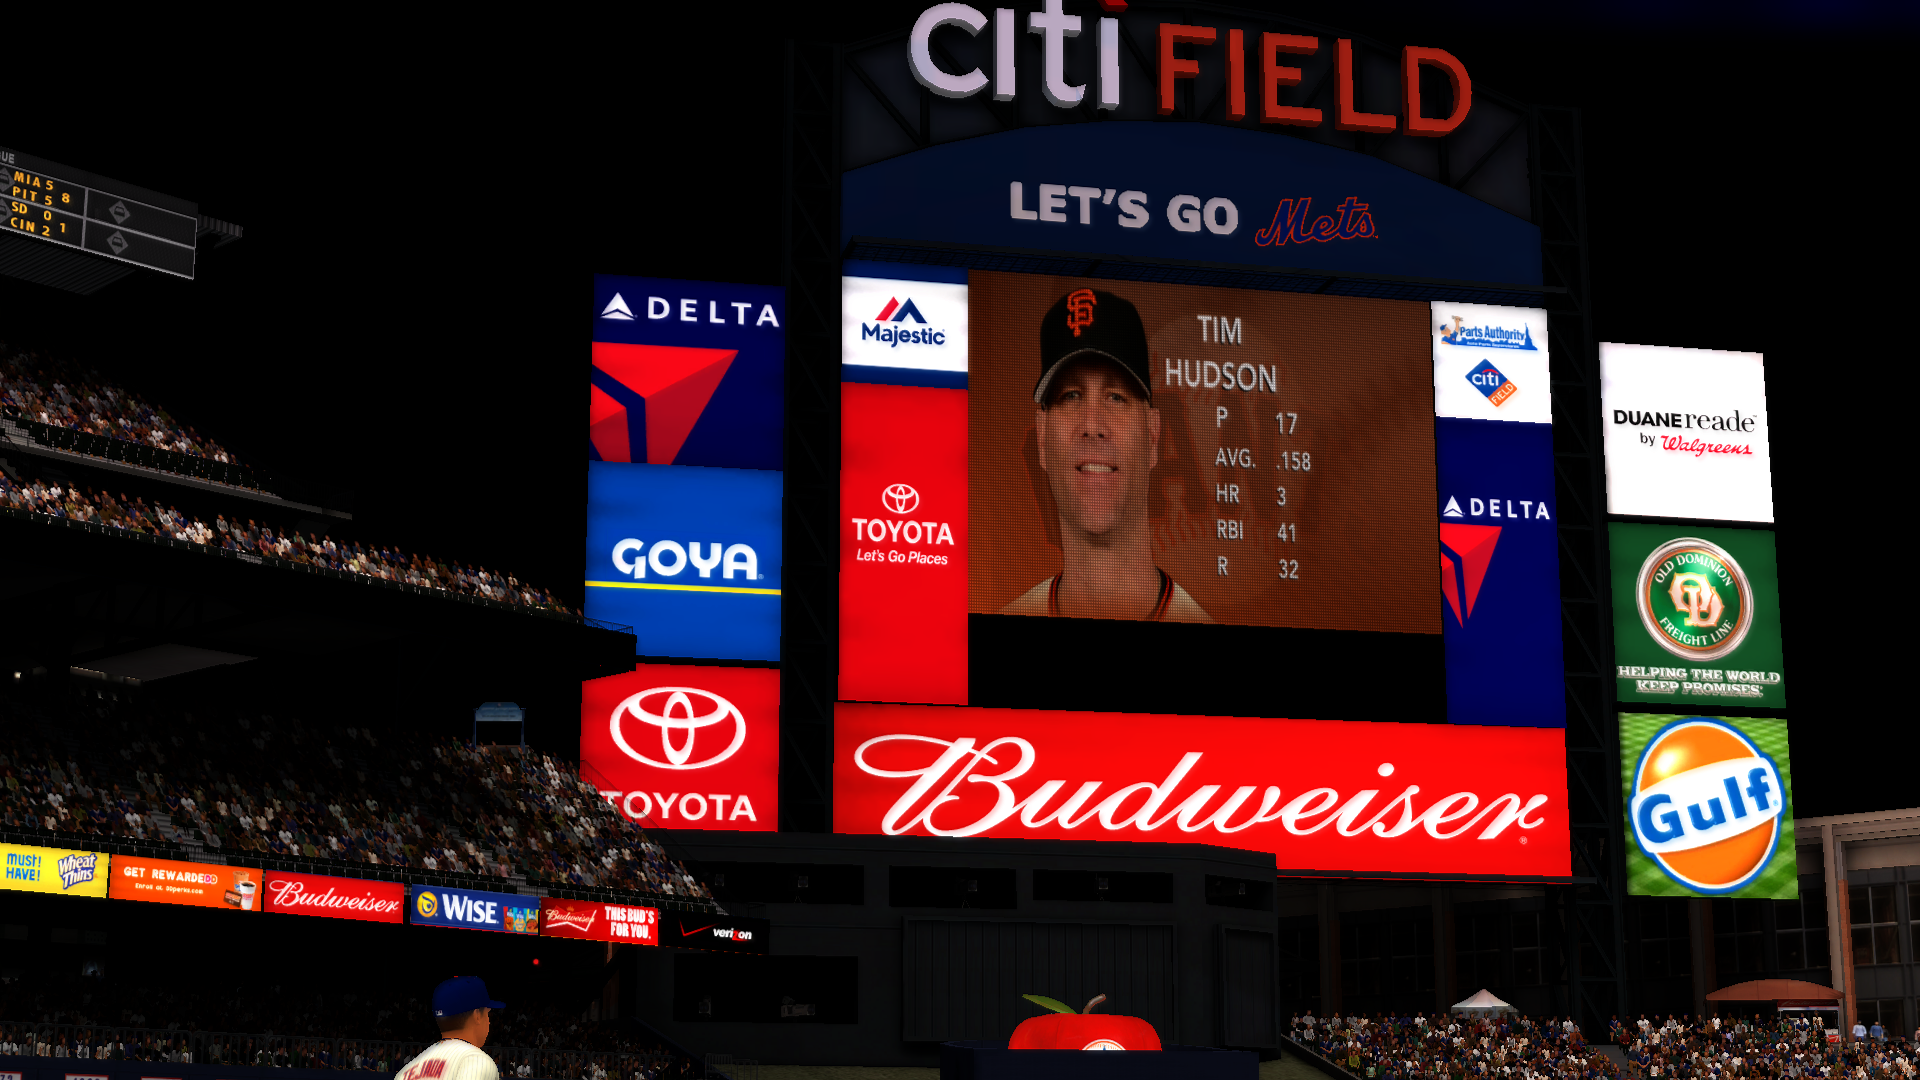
1001;288;1211;623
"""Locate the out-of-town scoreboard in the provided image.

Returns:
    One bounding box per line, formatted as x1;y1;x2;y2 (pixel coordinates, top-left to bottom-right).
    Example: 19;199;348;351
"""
3;145;199;280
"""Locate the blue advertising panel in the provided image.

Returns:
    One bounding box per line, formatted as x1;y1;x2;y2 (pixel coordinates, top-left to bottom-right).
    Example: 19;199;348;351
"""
1436;417;1564;727
585;462;783;661
842;122;1541;286
410;884;539;935
591;275;785;472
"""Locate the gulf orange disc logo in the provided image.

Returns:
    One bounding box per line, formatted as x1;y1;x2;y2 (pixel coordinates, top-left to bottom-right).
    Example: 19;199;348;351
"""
1627;718;1783;894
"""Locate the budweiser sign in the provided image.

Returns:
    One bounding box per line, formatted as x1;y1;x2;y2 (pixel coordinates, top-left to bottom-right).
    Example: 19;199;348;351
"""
262;871;405;923
538;897;659;945
835;703;1570;877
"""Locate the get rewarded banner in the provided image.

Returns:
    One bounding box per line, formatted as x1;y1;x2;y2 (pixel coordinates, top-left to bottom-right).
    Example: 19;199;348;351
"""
539;897;659;944
263;871;404;923
109;856;260;911
1610;522;1787;709
1621;713;1797;898
1;842;107;897
835;702;1570;878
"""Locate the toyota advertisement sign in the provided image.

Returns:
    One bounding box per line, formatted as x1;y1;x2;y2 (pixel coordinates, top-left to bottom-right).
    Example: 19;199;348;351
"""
581;664;779;832
834;702;1570;879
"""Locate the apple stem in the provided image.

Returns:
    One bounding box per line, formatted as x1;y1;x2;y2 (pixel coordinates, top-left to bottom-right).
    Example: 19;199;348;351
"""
1083;994;1108;1014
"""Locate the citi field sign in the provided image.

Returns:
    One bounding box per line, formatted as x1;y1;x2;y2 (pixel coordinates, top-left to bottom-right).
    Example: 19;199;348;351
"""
1622;715;1796;898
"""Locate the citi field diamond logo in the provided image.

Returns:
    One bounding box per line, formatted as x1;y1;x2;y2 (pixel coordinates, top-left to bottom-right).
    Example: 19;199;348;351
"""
1635;537;1754;662
1629;718;1783;894
1465;359;1518;407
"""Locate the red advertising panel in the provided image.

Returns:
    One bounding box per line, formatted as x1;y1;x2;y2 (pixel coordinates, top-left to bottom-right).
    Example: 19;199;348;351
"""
835;702;1570;878
581;664;779;832
109;856;261;911
538;897;659;945
840;381;969;704
262;871;404;923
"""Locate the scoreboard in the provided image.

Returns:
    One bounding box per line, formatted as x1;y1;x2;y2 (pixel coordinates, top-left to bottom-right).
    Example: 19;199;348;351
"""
2;145;197;280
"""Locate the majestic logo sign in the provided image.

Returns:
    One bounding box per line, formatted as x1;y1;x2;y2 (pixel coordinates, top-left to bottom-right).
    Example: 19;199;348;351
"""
883;483;921;515
1439;316;1537;350
1465;359;1517;407
1065;288;1097;336
835;702;1571;877
609;686;747;771
1628;718;1784;894
861;295;949;348
1635;537;1754;662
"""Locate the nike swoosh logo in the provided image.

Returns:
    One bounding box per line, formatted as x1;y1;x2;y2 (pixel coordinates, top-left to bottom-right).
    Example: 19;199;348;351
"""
679;924;717;937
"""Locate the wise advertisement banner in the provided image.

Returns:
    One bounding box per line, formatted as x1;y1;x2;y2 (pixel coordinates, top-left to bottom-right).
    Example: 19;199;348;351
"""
584;461;783;661
1600;343;1773;524
835;702;1570;878
109;856;260;911
1610;522;1786;708
1621;714;1797;898
538;897;659;945
591;274;785;472
263;871;404;924
581;664;779;832
410;885;539;934
1;842;107;898
1431;302;1551;426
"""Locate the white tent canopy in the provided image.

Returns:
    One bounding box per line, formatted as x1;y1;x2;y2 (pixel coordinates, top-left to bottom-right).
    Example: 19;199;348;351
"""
1453;990;1517;1015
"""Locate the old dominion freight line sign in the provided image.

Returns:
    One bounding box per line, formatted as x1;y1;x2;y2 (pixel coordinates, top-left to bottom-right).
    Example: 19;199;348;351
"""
1609;522;1786;709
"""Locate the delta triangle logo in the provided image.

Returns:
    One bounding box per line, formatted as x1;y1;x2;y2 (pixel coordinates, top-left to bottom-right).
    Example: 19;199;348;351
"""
1439;523;1501;625
601;293;636;321
590;342;738;464
1442;497;1464;518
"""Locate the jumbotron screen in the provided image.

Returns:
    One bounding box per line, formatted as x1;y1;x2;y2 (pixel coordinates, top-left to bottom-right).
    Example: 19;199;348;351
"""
839;269;1563;728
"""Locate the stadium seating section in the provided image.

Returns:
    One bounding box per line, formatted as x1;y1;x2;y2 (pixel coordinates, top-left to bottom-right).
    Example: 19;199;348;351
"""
1;347;245;475
0;696;713;901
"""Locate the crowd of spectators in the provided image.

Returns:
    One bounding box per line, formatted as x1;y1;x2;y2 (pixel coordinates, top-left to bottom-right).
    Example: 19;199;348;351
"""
1292;1009;1912;1080
0;979;695;1078
0;466;577;616
0;700;712;900
0;347;242;468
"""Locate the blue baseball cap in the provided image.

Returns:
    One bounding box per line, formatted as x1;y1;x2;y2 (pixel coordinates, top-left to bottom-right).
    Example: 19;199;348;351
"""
433;976;505;1018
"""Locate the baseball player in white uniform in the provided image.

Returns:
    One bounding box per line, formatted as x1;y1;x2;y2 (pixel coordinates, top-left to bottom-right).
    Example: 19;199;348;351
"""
396;977;505;1080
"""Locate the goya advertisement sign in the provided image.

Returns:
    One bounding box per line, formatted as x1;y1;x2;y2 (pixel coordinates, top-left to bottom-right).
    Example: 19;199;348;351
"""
411;885;539;935
1621;713;1796;898
1;842;107;898
1610;522;1786;708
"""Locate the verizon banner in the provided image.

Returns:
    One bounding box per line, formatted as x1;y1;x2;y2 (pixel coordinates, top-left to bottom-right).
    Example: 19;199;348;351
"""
539;897;659;945
835;703;1570;878
263;871;404;923
581;664;779;832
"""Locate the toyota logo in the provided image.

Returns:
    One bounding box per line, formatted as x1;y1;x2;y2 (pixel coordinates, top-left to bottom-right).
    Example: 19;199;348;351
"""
609;687;747;771
882;483;920;515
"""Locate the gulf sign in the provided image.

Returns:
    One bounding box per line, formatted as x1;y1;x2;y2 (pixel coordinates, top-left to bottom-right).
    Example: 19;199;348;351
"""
835;702;1570;878
1621;714;1798;898
263;871;405;923
581;664;779;832
411;885;539;935
539;897;659;945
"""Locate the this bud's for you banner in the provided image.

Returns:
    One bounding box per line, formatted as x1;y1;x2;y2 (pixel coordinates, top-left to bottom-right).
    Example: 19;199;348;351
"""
1620;713;1797;899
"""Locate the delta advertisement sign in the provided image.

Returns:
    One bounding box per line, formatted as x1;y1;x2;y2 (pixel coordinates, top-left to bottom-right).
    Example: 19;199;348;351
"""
835;702;1570;878
1621;714;1797;898
262;871;404;924
538;897;659;945
581;664;779;832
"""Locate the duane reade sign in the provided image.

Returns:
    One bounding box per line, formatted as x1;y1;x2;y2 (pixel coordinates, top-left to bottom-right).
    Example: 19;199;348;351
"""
1600;343;1774;524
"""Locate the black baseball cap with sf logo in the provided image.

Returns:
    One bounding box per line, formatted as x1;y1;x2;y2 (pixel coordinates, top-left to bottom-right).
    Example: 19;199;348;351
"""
1033;287;1153;405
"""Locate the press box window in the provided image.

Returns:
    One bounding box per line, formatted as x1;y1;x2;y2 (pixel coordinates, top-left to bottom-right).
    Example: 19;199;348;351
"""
673;953;857;1023
889;865;1016;909
1206;875;1273;911
1033;870;1173;903
687;861;864;905
1776;878;1830;972
1851;883;1901;967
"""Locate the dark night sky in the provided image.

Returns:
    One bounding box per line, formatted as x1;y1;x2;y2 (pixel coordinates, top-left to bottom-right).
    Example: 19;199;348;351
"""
1;3;1911;815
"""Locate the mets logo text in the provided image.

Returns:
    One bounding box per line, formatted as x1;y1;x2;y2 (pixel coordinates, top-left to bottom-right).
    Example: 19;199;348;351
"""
1629;718;1784;893
1635;538;1754;662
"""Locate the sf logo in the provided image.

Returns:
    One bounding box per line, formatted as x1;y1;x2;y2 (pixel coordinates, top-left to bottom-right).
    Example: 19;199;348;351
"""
882;483;920;515
1065;288;1097;337
1669;572;1724;628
